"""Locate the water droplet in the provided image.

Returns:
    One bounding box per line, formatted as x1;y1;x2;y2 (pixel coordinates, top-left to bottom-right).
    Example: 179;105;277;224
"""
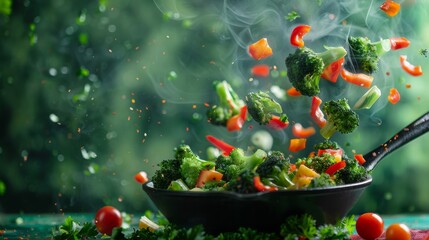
49;113;59;123
108;24;116;33
49;68;57;76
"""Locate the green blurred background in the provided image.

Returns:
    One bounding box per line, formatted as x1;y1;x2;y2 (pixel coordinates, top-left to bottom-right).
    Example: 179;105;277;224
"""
0;0;428;216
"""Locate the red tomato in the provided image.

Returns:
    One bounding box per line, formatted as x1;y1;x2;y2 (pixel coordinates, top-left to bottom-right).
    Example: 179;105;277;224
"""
356;213;384;240
134;171;149;184
94;206;123;235
385;223;411;240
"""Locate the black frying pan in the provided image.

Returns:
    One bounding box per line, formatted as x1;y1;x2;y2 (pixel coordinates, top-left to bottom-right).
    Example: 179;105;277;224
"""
143;111;429;234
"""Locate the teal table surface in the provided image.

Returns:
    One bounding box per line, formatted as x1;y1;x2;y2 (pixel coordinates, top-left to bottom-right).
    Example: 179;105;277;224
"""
1;213;429;239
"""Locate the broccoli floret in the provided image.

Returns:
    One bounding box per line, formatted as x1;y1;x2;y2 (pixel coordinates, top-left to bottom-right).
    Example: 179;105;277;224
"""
256;151;293;188
229;148;267;172
308;173;336;188
216;148;267;184
346;36;391;74
225;169;259;194
201;180;226;191
320;98;359;139
174;144;197;161
180;154;216;188
285;46;347;96
313;140;340;151
207;80;245;126
296;154;337;174
152;159;182;189
337;156;368;184
215;155;239;181
245;91;285;125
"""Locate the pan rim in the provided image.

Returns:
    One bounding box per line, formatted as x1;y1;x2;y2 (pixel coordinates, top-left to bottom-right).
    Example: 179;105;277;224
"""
143;175;372;199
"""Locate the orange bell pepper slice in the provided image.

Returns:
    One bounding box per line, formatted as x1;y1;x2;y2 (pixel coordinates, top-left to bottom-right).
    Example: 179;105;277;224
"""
248;38;273;60
399;55;423;76
286;86;302;97
388;88;400;104
341;68;374;88
380;0;401;17
289;138;307;152
354;154;366;165
292;123;316;138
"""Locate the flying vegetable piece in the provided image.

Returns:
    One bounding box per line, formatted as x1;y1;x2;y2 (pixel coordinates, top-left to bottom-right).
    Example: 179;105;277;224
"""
285;46;347;96
380;0;401;17
390;37;410;50
320;98;359;139
346;36;391;74
251;64;270;77
399;55;423;76
310;96;326;128
207;80;245;128
341;68;374;88
290;24;311;47
353;85;381;110
388;88;400;104
321;57;344;83
248;38;273;60
245;91;286;125
292;123;316;138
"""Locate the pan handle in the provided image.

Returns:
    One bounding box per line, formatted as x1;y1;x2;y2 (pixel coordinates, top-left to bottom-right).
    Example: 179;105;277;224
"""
362;111;429;172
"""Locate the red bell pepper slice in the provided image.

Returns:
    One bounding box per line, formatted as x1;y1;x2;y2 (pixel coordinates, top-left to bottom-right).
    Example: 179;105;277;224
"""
388;88;400;105
390;37;410;50
253;176;278;192
310;96;326;128
321;57;344;83
341;68;374;88
399;55;423;76
251;64;270;77
325;160;346;176
292;123;316;138
354;154;366;165
226;106;247;132
289;138;307;152
380;0;401;17
248;38;273;60
290;24;311;48
267;115;289;130
206;135;236;155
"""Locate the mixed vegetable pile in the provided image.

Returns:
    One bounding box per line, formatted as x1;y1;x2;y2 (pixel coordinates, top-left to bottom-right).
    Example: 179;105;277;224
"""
150;139;368;192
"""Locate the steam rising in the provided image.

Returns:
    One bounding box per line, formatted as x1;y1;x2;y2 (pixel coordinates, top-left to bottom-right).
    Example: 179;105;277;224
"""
148;0;423;143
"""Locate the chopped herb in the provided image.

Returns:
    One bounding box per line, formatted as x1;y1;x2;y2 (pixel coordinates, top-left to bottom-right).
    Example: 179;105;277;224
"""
419;48;428;57
286;11;300;21
51;216;98;239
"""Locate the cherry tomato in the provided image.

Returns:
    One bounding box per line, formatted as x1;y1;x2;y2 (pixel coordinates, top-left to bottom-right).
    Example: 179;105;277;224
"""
356;212;384;240
134;171;149;184
385;223;411;240
94;206;123;235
